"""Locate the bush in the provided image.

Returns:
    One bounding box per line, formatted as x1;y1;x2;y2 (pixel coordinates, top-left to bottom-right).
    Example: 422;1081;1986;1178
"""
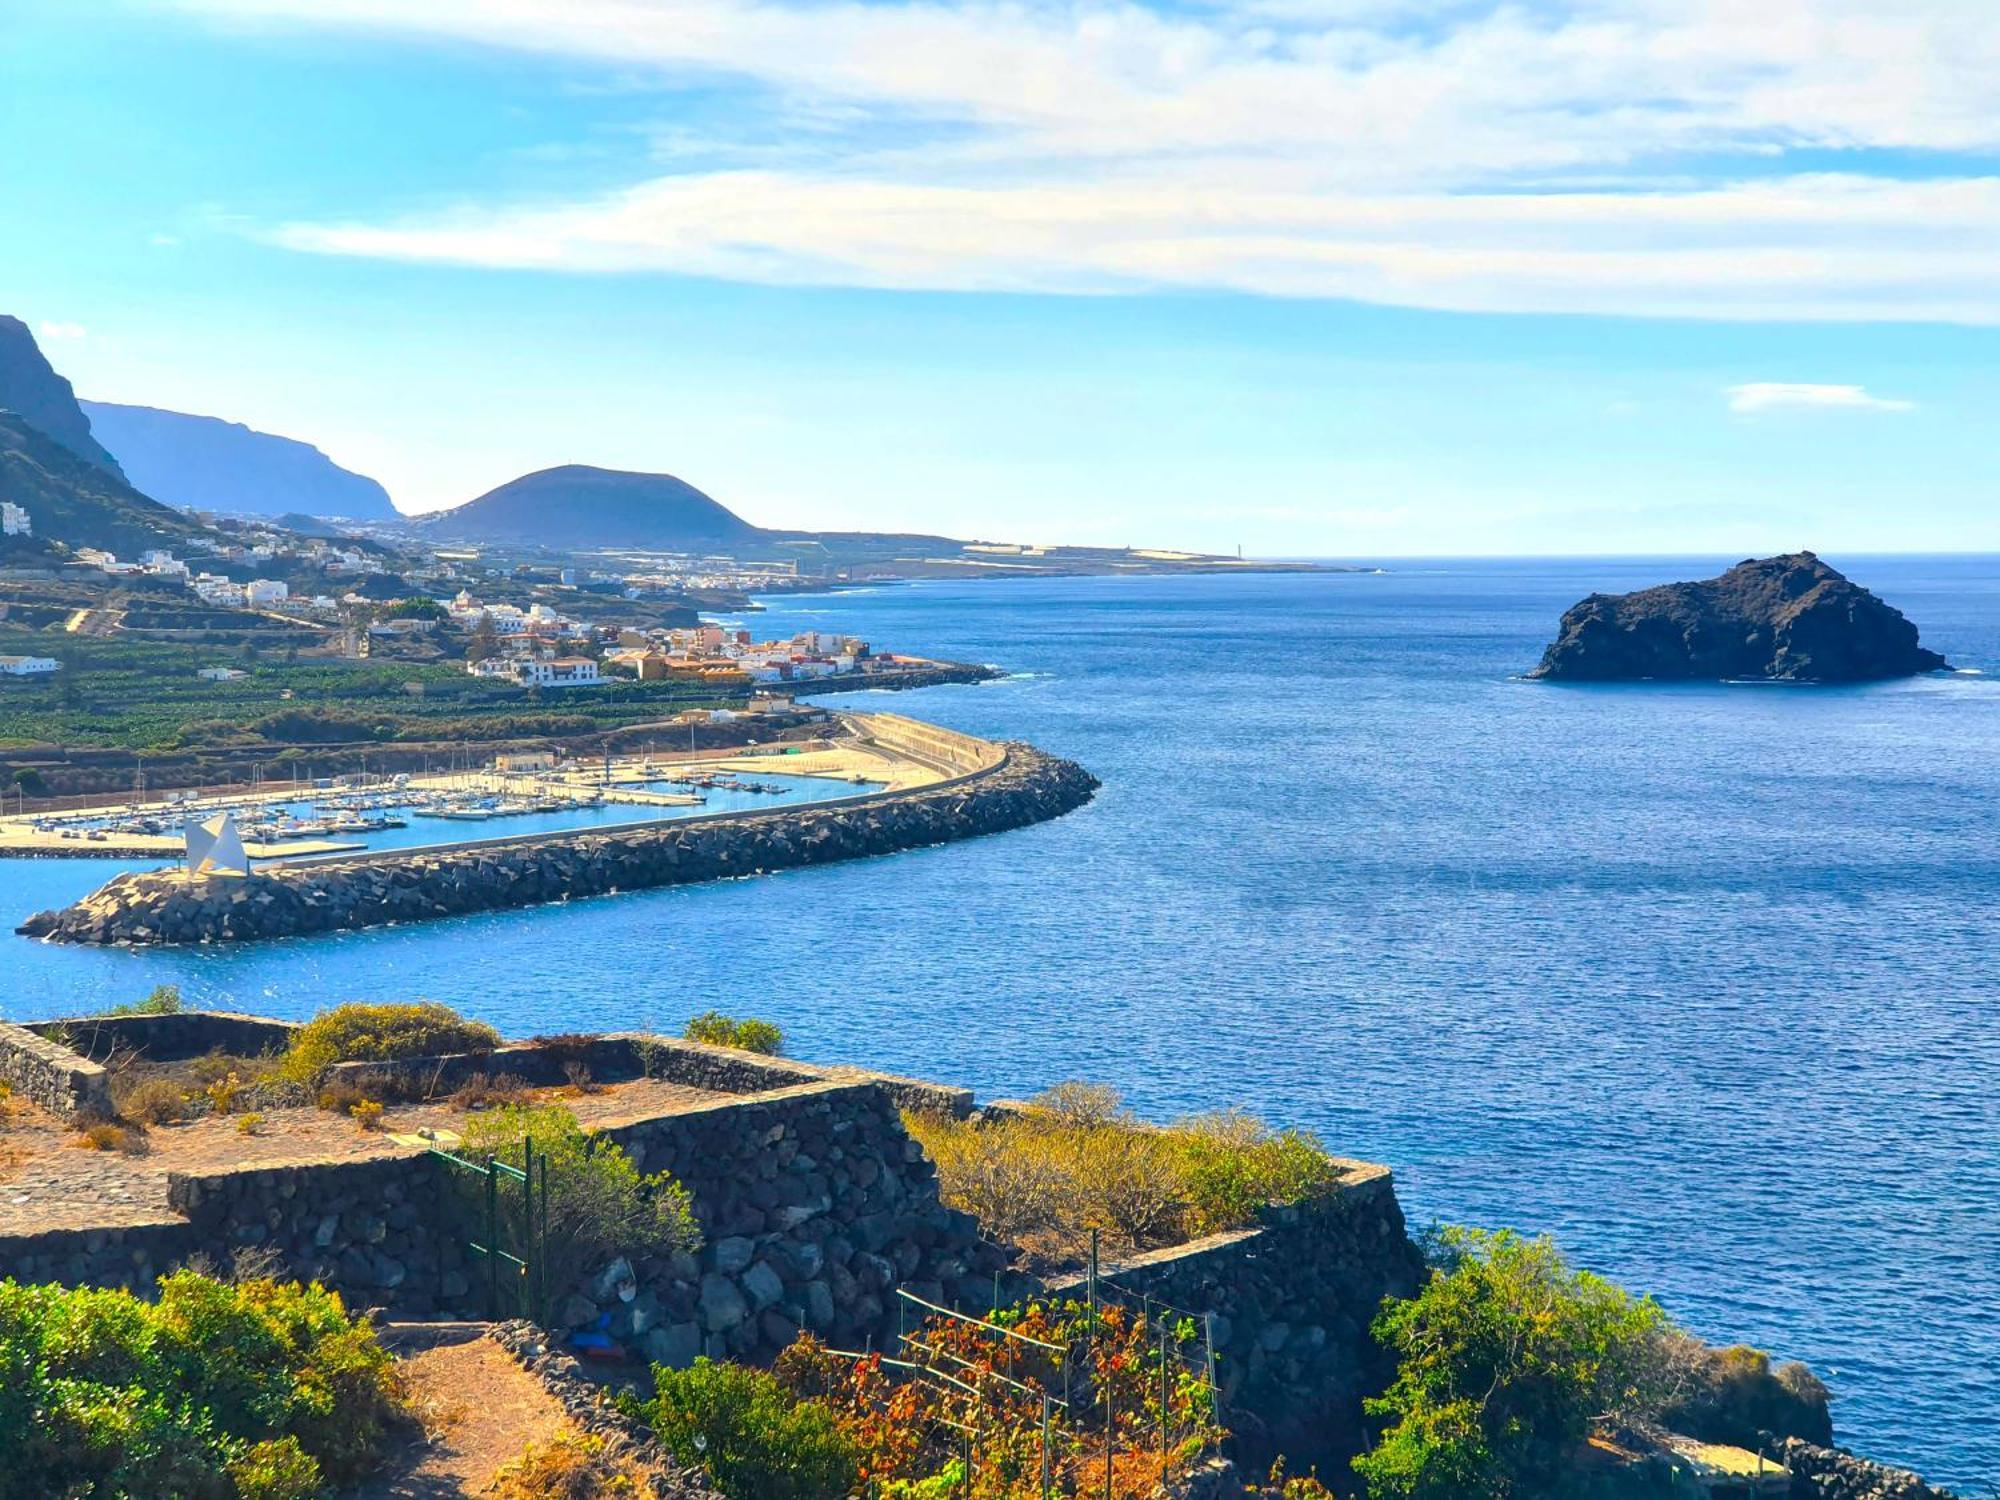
450;1071;535;1111
350;1100;385;1131
114;1072;191;1125
1353;1227;1670;1500
624;1358;858;1500
0;1270;405;1500
1653;1339;1833;1449
74;1120;139;1153
904;1085;1341;1269
459;1104;701;1322
225;1437;321;1500
280;1001;500;1085
109;983;182;1017
683;1011;784;1055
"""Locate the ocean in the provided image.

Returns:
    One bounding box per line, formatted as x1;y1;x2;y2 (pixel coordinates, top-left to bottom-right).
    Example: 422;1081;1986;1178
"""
3;558;1995;1486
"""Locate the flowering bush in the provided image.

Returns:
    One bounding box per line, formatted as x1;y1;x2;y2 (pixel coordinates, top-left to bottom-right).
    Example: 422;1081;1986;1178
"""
280;1000;500;1085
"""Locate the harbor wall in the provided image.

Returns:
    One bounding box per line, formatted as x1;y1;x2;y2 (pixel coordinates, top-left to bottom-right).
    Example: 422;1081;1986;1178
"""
19;740;1097;946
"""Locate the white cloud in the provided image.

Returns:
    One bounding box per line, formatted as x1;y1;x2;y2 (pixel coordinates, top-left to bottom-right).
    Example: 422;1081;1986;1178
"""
38;321;88;341
1725;382;1917;414
174;0;2000;320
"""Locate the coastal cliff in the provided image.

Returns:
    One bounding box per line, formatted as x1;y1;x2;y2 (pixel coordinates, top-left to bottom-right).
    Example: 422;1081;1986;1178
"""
19;742;1097;946
1528;553;1949;683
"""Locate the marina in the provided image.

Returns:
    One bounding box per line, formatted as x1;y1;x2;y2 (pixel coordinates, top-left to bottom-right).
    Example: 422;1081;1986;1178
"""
0;736;918;868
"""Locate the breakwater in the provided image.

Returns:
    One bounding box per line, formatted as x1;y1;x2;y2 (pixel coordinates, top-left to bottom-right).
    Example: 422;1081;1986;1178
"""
18;737;1096;946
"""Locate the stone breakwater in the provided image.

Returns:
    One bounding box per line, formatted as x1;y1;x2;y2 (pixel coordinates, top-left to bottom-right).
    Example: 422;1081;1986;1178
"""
19;741;1097;946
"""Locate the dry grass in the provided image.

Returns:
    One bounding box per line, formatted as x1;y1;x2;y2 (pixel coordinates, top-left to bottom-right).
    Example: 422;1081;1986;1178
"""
482;1430;665;1499
905;1084;1343;1272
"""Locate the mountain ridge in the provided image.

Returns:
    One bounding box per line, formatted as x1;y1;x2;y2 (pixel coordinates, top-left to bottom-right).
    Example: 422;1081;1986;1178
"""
0;410;212;557
80;401;398;522
0;316;125;480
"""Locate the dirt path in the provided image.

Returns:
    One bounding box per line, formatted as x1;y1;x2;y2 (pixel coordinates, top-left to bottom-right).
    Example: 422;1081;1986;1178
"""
349;1326;572;1500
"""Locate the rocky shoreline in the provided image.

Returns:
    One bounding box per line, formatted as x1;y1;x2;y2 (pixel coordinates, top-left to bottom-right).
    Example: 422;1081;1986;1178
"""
18;742;1097;946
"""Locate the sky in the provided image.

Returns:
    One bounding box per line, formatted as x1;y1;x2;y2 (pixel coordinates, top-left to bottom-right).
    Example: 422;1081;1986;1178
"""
3;0;1997;556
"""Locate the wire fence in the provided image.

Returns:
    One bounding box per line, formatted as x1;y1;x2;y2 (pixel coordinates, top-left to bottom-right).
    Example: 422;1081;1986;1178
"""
811;1232;1223;1498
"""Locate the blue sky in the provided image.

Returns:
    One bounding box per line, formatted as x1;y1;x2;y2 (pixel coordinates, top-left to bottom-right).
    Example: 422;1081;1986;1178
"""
4;0;1997;555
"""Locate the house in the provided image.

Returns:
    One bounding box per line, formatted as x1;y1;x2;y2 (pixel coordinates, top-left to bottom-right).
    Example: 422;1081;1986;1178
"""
197;666;248;682
1;502;31;536
243;579;289;606
518;657;602;689
606;648;671;681
0;655;60;676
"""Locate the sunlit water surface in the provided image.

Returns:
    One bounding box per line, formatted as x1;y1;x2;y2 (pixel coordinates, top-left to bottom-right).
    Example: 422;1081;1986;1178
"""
3;559;1995;1486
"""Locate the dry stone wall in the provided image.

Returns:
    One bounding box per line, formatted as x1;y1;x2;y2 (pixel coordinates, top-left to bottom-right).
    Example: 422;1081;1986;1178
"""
559;1081;1023;1367
0;1019;113;1119
1044;1166;1425;1473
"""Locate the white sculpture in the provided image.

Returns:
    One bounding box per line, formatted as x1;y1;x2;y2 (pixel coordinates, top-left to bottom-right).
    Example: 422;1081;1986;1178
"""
185;812;251;877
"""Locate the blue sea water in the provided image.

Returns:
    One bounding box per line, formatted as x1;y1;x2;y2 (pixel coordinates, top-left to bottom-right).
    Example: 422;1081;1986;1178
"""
2;558;1996;1487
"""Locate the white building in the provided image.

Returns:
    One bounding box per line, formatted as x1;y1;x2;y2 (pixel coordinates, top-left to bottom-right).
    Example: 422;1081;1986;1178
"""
1;502;30;537
190;573;241;605
243;579;289;606
515;657;602;688
0;655;59;676
197;666;248;681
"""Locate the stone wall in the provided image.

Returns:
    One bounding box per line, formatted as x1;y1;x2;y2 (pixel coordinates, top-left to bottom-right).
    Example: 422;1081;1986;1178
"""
321;1034;973;1119
555;1080;1021;1368
0;1219;198;1291
0;1018;113;1119
20;741;1098;946
852;711;1005;775
0;1074;1012;1349
1044;1164;1426;1473
28;1009;298;1063
1779;1440;1965;1500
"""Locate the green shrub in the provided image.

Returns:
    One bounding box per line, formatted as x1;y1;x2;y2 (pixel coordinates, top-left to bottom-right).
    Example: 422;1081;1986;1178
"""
683;1011;784;1055
279;1001;500;1085
109;983;182;1016
0;1269;404;1500
623;1358;858;1500
226;1437;322;1500
1353;1227;1670;1500
459;1104;701;1321
1169;1109;1342;1235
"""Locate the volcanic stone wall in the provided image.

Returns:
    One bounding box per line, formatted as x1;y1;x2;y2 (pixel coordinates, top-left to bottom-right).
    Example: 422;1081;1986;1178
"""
1779;1440;1966;1500
0;1075;1013;1347
564;1080;1022;1367
1044;1165;1425;1473
20;742;1097;946
0;1019;113;1119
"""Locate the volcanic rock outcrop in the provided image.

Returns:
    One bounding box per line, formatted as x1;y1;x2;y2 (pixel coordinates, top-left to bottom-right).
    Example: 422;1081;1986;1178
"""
1528;553;1949;683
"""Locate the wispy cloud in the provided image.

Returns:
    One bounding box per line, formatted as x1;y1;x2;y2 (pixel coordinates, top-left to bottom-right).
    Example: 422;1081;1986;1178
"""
173;0;2000;320
37;320;88;341
1725;383;1917;414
